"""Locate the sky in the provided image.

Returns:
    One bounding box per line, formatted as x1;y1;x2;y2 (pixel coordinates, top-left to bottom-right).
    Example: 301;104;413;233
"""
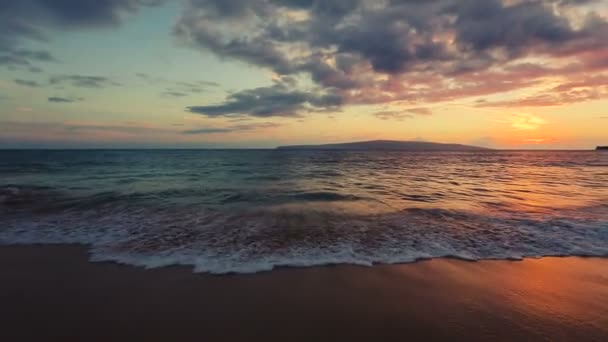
0;0;607;149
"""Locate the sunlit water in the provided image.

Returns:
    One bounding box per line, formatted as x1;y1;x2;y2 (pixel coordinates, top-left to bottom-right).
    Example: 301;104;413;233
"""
1;150;606;273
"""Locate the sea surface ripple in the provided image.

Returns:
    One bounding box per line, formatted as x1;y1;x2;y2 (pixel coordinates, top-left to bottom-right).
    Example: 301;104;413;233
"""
1;150;606;273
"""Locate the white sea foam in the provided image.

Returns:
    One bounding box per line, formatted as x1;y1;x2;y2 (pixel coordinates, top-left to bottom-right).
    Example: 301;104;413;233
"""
1;204;606;274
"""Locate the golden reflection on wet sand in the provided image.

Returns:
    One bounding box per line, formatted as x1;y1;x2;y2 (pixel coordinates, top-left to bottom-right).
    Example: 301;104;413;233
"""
393;257;608;337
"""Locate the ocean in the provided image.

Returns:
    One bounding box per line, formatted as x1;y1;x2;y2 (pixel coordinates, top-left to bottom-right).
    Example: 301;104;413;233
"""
0;150;606;273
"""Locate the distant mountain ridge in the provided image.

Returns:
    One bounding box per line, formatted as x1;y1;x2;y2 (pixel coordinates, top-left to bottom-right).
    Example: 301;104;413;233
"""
276;140;489;151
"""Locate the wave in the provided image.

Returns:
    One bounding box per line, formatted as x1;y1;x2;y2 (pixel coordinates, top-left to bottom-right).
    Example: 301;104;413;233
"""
1;202;606;274
290;192;365;202
0;185;61;207
0;186;373;211
1;150;606;274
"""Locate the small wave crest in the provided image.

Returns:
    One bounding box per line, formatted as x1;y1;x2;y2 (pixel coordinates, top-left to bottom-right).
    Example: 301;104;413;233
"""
290;192;365;202
1;202;606;274
0;187;372;211
0;185;60;207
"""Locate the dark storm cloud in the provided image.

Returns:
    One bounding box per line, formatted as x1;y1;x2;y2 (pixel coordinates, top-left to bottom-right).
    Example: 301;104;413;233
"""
14;79;42;87
447;0;582;56
48;96;83;103
49;75;119;88
187;84;342;118
554;0;599;5
176;0;605;76
177;0;608;115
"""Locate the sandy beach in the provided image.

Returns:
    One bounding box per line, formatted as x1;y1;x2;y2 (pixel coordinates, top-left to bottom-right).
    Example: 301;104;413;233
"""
0;245;606;341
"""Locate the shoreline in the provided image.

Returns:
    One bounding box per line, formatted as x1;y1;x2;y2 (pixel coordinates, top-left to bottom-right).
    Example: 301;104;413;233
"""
8;242;608;275
1;244;607;341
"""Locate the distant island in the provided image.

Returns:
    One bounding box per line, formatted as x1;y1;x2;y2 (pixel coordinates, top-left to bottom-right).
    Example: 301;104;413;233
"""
276;140;489;151
597;146;608;150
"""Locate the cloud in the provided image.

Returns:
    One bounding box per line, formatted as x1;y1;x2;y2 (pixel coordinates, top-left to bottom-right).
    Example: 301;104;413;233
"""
49;75;119;88
3;0;606;121
136;73;220;96
48;96;83;103
163;91;189;97
14;79;41;87
373;111;414;121
0;120;177;142
137;73;219;88
182;128;233;134
16;75;119;90
374;107;432;120
407;107;433;116
172;84;202;94
162;80;219;97
0;0;165;46
187;83;342;118
182;122;281;134
174;0;608;116
0;1;165;70
451;1;577;53
174;0;451;75
61;121;173;135
178;80;220;88
0;48;56;69
477;74;608;107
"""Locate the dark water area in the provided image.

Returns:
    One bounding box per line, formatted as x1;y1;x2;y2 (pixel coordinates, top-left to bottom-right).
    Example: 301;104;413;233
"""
1;150;606;273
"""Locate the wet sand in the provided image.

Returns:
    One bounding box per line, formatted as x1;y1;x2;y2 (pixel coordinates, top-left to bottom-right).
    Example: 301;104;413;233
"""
1;245;607;341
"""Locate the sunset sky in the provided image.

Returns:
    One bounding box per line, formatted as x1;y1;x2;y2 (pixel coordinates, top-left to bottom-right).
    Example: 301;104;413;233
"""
0;0;606;149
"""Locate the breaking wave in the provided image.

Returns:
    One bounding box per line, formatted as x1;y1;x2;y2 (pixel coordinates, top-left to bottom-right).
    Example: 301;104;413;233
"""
1;150;606;274
1;191;606;274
